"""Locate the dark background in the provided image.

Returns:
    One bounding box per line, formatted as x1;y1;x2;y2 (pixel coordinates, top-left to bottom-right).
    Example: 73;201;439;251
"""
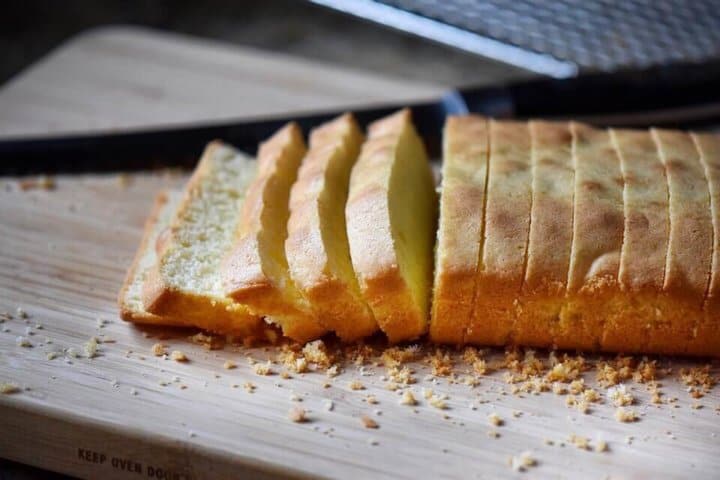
0;0;527;89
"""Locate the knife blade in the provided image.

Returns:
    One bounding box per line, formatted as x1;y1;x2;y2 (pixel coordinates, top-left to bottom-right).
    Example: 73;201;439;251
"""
2;61;719;174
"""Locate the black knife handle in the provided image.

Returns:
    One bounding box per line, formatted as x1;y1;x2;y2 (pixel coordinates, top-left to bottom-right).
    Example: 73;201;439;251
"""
460;61;720;127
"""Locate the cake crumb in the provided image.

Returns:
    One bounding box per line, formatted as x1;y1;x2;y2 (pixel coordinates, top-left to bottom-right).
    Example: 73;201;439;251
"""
429;395;448;410
488;412;503;426
243;381;256;393
614;407;637;422
189;332;224;350
0;382;20;394
15;336;32;348
568;434;590;450
595;439;608;452
381;345;421;367
289;407;307;423
324;399;334;411
509;451;537;472
400;390;417;406
326;365;339;378
608;384;634;406
84;337;99;358
302;340;332;367
19;176;55;191
46;351;59;360
361;415;379;429
223;360;237;370
429;349;453;376
16;307;29;319
151;343;165;356
170;350;188;362
349;380;365;391
254;361;273;376
365;395;378;404
487;429;500;438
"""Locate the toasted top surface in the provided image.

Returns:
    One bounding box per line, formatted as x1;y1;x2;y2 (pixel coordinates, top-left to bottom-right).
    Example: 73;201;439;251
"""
435;115;489;278
224;122;310;306
346;111;406;282
287;113;364;292
481;119;533;288
611;128;668;291
567;123;624;292
158;141;257;297
652;129;712;300
430;115;488;343
524;120;574;293
693;133;720;306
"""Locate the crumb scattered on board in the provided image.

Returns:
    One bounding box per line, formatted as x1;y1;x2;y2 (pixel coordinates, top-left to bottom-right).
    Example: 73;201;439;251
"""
3;324;718;476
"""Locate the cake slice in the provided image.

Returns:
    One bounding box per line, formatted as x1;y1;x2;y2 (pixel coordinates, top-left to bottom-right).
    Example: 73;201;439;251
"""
345;109;437;343
285;113;377;342
513;120;574;348
466;120;533;346
141;141;263;337
223;123;327;343
429;115;489;344
652;129;712;354
559;123;624;350
119;190;195;327
599;129;669;352
691;132;720;355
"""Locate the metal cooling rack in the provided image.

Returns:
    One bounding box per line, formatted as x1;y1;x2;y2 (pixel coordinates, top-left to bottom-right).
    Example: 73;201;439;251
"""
311;0;720;78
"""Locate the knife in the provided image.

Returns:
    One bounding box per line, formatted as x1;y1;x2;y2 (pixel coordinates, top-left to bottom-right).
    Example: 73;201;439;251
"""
2;60;720;174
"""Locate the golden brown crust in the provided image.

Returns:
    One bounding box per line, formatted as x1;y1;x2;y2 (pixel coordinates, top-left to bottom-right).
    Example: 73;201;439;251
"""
652;129;712;354
286;113;376;342
599;129;669;352
223;123;327;343
687;132;720;355
466;119;532;346
694;133;720;307
556;123;624;350
512;120;574;348
346;109;437;343
613;129;668;291
430;115;489;344
141;141;263;337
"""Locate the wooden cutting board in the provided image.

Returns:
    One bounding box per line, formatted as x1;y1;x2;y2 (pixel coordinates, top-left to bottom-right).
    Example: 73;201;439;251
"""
1;26;719;480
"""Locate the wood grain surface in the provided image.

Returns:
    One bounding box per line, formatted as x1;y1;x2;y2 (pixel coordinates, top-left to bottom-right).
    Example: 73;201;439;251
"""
0;27;719;480
0;25;442;139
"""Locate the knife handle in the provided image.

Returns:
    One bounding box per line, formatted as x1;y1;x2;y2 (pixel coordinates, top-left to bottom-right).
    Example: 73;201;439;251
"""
460;61;720;128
